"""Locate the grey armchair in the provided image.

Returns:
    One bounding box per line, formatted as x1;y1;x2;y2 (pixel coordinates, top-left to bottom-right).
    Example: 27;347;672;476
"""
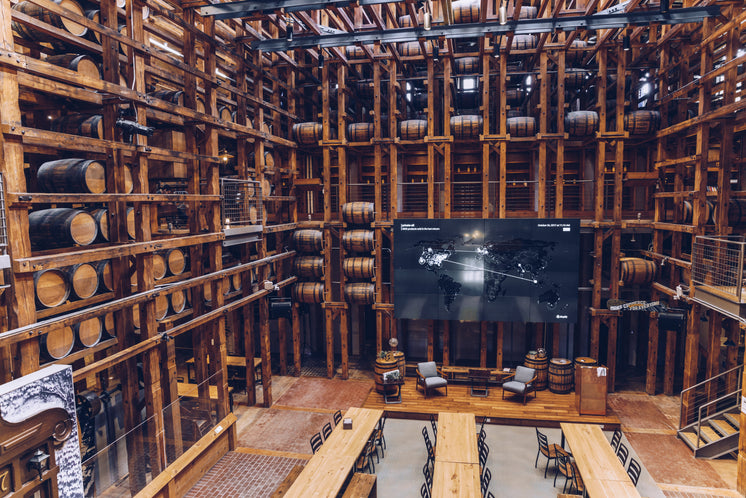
416;361;448;397
501;365;537;404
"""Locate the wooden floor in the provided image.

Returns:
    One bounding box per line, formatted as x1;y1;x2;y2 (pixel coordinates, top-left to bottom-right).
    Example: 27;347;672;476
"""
363;381;621;428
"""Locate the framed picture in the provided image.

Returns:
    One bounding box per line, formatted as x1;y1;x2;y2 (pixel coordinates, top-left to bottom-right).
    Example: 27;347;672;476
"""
382;369;401;383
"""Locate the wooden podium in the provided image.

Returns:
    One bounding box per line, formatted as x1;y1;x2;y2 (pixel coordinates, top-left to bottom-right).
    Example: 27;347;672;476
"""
575;364;608;415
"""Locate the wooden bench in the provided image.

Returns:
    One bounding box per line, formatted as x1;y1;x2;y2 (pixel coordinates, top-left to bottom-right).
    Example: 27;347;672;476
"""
341;473;377;498
270;465;305;498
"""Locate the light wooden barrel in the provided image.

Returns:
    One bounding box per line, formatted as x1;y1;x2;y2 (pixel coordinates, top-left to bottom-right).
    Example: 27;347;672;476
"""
103;312;115;337
565;70;589;88
151;89;184;105
203;282;212;303
293;256;324;278
12;0;87;42
170;289;186;314
374;355;398;393
507;117;536;137
292;282;324;303
67;263;98;300
342;202;375;225
37;158;106;194
400;119;427;140
29;208;98;249
398;41;421;57
75;317;102;348
293;229;324;253
398;14;416;27
392;351;406;377
345;282;375;304
166;248;187;275
682;200;713;224
45;54;100;80
512;34;537;50
516;5;538;18
218;106;234;122
153;253;167;280
95;260;113;292
132;304;140;329
713;199;746;226
451;115;482;139
347;123;374;142
293;122;322;145
565;111;599;137
263;151;275;169
222;276;232;296
548;358;573;394
51;114;104;139
620;258;656;285
342;230;375;253
155;294;169;321
453;0;479;23
505;88;524;104
506;109;522;119
454;57;479;74
346;45;365;58
123;164;134;193
90;208;108;242
43;325;75;360
34;269;69;308
624;110;661;135
231;273;242;292
85;10;100;42
524;352;548;390
343;257;375;279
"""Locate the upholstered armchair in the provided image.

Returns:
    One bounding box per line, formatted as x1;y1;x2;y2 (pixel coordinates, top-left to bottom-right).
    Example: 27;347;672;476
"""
501;365;537;404
416;361;448;397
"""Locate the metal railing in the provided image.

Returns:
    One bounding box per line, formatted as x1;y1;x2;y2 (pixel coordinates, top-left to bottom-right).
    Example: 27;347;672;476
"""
220;177;262;228
0;174;9;270
692;235;746;302
679;363;742;430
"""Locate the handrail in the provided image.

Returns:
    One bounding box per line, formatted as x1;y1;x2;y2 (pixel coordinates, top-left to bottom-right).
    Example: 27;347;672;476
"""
681;364;742;396
680;364;742;429
691;390;741;448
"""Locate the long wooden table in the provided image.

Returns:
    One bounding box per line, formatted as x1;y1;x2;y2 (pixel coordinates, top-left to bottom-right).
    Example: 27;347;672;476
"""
432;412;481;497
560;423;642;498
283;407;383;498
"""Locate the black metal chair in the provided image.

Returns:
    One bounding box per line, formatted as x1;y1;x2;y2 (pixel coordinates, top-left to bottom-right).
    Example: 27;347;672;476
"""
420;482;430;498
322;421;333;442
422;426;435;461
429;413;438;439
310;432;323;454
481;467;492;496
373;413;387;459
479;443;490;468
569;460;585;495
554;452;573;492
534;427;564;478
610;427;622;451
422;462;433;489
627;457;642;486
354;436;377;473
486;493;495;498
333;409;342;426
617;442;629;467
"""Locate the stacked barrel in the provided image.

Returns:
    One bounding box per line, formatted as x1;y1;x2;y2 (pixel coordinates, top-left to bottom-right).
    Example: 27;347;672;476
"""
292;230;325;304
342;203;376;306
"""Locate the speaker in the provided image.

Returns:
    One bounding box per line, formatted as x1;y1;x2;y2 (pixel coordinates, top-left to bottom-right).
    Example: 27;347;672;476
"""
659;309;686;332
269;298;292;319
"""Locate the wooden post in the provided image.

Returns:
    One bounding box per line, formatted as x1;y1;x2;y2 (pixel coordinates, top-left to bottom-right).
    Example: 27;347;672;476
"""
292;304;302;377
681;304;701;422
244;303;257;406
278;316;289;375
260;298;272;407
646;312;659;395
480;322;487;368
442;321;450;366
496;322;504;370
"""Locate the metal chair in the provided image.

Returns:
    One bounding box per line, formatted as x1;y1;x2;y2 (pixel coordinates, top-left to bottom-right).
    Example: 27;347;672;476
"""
627;457;642;486
422;426;435;461
617;442;629;467
333;409;342;426
321;422;333;442
610;427;622;451
554;452;573;492
422;462;433;489
534;427;564;478
479;443;490;468
429;413;438;439
481;467;492;496
310;432;323;454
354;437;376;473
373;413;387;459
420;482;431;498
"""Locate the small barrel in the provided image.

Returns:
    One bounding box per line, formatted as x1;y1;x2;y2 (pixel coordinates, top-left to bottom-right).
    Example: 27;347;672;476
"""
74;317;102;348
123;164;134;194
170;289;186;314
347;123;374;142
96;260;113;293
398;41;421;57
125;206;136;240
343;257;375;279
620;258;656;285
45;54;100;80
85;10;100;42
453;0;480;23
451;115;482;139
51;114;103;139
67;263;98;300
400;119;427;140
342;202;375;225
264;151;275;169
293;256;324;278
345;282;375;304
42;325;75;360
292;282;324;303
343;230;375;253
293;122;322;145
153;253;167;280
524;352;548;391
505;88;524;104
512;34;537;50
574;356;597;390
37;158;105;194
548;358;573;394
454;57;479;74
624;110;661;135
12;0;87;43
155;294;169;321
682;200;713;224
132;304;140;329
392;350;406;378
713;199;746;226
34;269;70;308
507;117;536;137
166;248;187;275
565;69;589;88
150;89;184;106
345;45;365;58
29;208;98;249
565;110;599;137
293;229;324;253
374;354;398;393
222;276;232;296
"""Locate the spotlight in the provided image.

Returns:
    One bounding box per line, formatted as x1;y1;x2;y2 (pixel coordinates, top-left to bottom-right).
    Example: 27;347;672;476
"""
499;3;507;24
286;17;294;41
424;12;432;30
623;35;631;51
660;0;669;13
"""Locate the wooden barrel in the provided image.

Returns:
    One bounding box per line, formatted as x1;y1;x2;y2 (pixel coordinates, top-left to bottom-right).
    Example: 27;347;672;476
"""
126;206;136;240
515;5;538;18
37;158;106;194
29;208;98;249
506;109;522;119
45;54;100;80
293;122;322;145
150;89;184;106
12;0;87;42
67;263;98;300
565;70;589;88
398;41;421;57
123;164;134;194
153;253;167;280
218;106;234;122
453;0;479;23
343;257;375;279
374;354;398;393
342;230;375;253
524;352;548;390
574;356;597;391
392;351;405;377
203;282;212;303
222;276;232;296
512;34;537;50
347;123;374;142
293;256;324;278
103;312;115;337
231;273;242;292
505;88;524;104
713;199;746;226
293;229;324;253
346;45;365;58
75;317;102;348
51;114;103;139
451;115;482;139
565;111;599;137
43;325;75;360
155;294;169;320
342;202;375;225
400;119;427;140
170;289;186;314
132;304;140;329
566;39;589;65
89;208;108;242
682;200;713;224
507;117;536;137
166;248;187;275
34;269;69;308
548;358;573;394
263;151;275;169
620;258;656;285
454;57;479;74
624;110;661;135
292;282;324;303
398;14;417;27
96;260;113;292
345;282;375;304
85;9;100;42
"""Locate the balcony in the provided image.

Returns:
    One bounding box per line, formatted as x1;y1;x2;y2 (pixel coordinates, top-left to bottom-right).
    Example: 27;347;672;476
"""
220;178;263;246
691;235;746;320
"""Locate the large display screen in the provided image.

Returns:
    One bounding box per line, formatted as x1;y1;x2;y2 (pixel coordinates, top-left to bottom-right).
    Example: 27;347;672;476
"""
393;219;580;323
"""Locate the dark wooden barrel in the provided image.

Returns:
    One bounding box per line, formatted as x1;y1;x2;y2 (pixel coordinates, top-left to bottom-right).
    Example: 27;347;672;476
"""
548;358;573;394
451;115;482;139
343;257;375;279
343;230;375;253
34;269;69;308
624;110;661;135
400;119;427;140
150;89;184;106
454;57;479;74
293;229;324;253
524;352;548;390
507;117;536;137
342;202;375;225
29;208;98;249
38;158;106;194
45;54;100;80
293;122;322;145
345;282;375;304
155;294;169;321
453;0;480;23
512;34;537;50
565;110;599;137
293;256;324;278
12;0;87;42
75;317;102;348
85;10;101;42
682;199;714;224
153;252;167;280
713;199;746;226
505;88;524;104
43;325;75;360
506;109;522;119
346;45;365;58
167;248;187;275
398;41;421;57
566;70;589;88
566;39;589;65
170;289;186;314
574;357;597;390
292;282;324;303
67;263;98;300
51;114;104;139
620;257;656;285
347;123;374;142
96;260;113;292
374;354;398;393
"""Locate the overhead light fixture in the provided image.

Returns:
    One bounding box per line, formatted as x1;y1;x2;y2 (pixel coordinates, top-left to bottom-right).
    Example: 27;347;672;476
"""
660;0;669;13
424;12;432;30
286;17;294;41
318;50;324;69
623;34;631;51
499;2;507;25
433;45;439;63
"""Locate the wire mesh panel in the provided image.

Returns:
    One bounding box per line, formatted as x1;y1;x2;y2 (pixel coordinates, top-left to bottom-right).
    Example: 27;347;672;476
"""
692;236;746;301
220;178;262;227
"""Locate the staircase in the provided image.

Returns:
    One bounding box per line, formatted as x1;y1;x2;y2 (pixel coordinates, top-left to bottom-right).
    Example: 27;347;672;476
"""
677;365;742;459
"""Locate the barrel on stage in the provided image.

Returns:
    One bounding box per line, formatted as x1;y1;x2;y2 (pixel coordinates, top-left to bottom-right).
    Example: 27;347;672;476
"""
293;229;324;253
43;325;75;360
74;317;102;348
451;115;482;139
96;260;113;292
293;256;324;278
169;289;186;314
505;88;524;104
400;119;427;140
12;0;87;43
682;199;713;224
624;110;661;135
167;248;187;275
153;252;167;280
343;230;375;253
398;41;421;57
392;350;406;377
620;257;656;285
374;354;398;394
524;351;548;390
347;123;374;142
565;110;599;137
67;263;98;300
507;117;536;137
345;282;375;304
29;208;98;249
511;34;537;50
293;122;322;145
713;199;746;226
548;358;573;394
37;158;106;194
45;54;100;80
155;294;169;321
453;0;479;23
566;69;589;88
51;114;103;139
150;89;184;106
343;257;376;279
292;282;324;303
342;202;375;225
35;269;70;308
